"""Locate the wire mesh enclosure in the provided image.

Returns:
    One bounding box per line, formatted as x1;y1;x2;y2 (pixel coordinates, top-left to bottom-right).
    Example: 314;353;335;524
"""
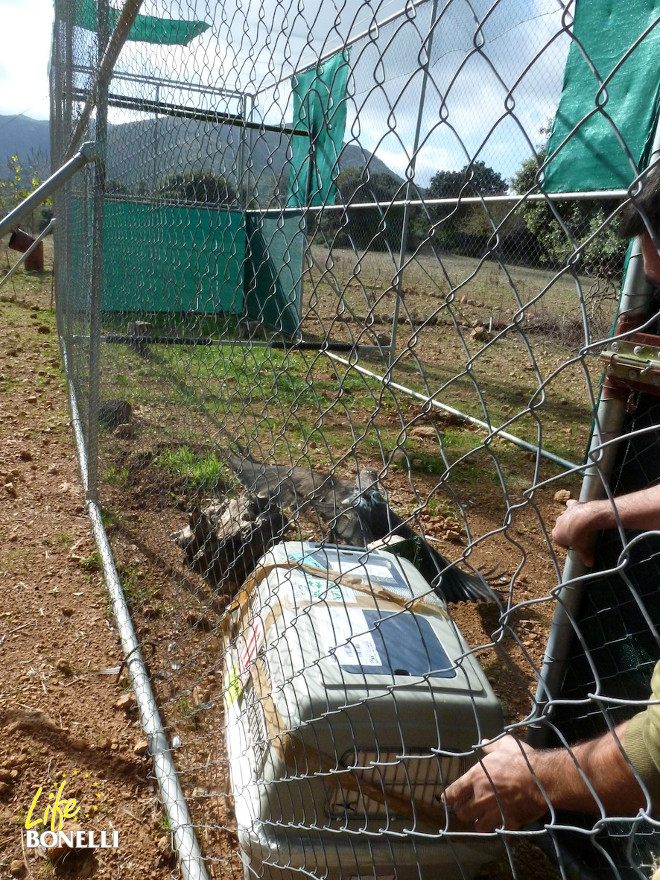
49;1;660;878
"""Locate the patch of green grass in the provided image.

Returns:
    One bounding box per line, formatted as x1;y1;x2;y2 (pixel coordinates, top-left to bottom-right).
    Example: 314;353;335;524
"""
117;561;153;609
425;497;460;521
80;550;102;572
175;693;204;730
101;464;130;486
44;531;73;549
101;507;119;530
0;547;32;573
155;445;231;493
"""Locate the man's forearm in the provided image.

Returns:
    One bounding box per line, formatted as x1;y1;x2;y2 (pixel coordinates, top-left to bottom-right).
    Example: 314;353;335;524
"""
552;485;660;566
532;722;647;815
581;485;660;534
444;724;649;832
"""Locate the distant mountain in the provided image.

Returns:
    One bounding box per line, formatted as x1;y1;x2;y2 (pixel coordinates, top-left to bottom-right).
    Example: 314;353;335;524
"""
0;115;50;175
102;116;403;198
0;113;401;198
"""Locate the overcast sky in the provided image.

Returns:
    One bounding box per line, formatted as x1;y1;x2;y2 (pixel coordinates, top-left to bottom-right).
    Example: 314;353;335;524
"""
0;0;569;184
0;0;54;120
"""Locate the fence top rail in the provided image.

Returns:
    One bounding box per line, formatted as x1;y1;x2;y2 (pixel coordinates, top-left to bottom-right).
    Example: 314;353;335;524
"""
250;188;631;218
71;63;249;101
250;0;436;98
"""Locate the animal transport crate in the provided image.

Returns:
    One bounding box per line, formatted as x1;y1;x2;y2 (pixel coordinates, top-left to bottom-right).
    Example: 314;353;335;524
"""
223;541;504;880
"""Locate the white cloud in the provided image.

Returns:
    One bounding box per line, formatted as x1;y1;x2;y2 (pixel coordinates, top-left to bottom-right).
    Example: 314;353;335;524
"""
0;0;54;119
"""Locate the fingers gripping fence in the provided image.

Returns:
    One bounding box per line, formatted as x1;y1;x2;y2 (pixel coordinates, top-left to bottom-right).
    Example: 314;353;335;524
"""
49;1;660;879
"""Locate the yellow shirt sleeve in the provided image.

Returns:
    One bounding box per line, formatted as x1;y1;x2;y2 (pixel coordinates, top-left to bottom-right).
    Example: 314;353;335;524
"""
624;660;660;803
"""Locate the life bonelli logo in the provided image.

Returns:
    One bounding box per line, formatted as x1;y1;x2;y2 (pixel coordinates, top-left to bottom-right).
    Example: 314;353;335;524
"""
24;770;119;851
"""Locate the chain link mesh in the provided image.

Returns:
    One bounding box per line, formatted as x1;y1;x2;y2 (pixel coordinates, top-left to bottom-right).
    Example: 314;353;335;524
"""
50;2;660;878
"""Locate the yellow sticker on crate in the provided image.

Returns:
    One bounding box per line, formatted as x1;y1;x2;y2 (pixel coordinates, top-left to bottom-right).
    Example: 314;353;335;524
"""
226;666;243;705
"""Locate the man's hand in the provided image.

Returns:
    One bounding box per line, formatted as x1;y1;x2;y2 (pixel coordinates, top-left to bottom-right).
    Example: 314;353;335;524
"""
551;499;597;566
443;736;548;832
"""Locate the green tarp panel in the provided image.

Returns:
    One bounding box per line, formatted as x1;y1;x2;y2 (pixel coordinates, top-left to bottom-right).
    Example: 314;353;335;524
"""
244;213;305;337
70;0;209;45
288;51;350;207
103;200;245;313
544;0;660;192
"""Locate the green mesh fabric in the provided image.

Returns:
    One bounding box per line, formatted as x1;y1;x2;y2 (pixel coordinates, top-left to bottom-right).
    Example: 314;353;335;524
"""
102;201;245;313
70;0;209;45
288;51;350;207
543;0;660;192
243;213;305;336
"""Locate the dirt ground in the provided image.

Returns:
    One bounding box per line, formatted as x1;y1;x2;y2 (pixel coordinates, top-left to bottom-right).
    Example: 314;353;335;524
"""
0;260;179;878
0;243;580;880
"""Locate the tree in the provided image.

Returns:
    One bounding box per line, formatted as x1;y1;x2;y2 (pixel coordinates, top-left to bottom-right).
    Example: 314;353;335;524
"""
315;167;406;251
426;161;507;255
427;161;507;200
511;149;627;287
0;151;50;234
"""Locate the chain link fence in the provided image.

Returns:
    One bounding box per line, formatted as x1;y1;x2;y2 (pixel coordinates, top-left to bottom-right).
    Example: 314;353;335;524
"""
49;1;660;878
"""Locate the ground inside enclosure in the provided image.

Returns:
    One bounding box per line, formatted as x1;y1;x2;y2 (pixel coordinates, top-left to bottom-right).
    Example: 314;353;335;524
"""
0;245;178;879
1;237;589;880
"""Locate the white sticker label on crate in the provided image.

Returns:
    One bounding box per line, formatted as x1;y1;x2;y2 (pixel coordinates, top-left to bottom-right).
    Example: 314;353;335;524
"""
328;608;382;668
288;570;356;604
363;562;395;582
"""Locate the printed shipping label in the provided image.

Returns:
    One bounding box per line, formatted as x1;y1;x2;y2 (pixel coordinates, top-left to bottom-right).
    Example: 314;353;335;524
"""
288;570;356;604
325;607;382;668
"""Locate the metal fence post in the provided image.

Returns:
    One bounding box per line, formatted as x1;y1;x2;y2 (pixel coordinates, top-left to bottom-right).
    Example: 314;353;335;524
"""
529;121;660;746
86;0;111;503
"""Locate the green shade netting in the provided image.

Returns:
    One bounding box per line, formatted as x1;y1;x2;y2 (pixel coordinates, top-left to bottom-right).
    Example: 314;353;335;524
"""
288;51;350;207
244;214;305;336
70;0;209;45
102;201;245;313
543;0;660;192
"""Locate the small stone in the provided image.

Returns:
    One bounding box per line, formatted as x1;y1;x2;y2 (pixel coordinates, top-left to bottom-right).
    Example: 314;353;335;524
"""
134;738;149;756
409;426;437;439
46;821;84;861
4;482;17;498
390;448;408;467
9;860;25;877
554;489;572;504
61;607;74;617
192;686;210;708
113;422;134;439
0;780;12;796
56;658;73;676
444;529;463;544
19;449;33;461
157;834;170;855
115;692;136;712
